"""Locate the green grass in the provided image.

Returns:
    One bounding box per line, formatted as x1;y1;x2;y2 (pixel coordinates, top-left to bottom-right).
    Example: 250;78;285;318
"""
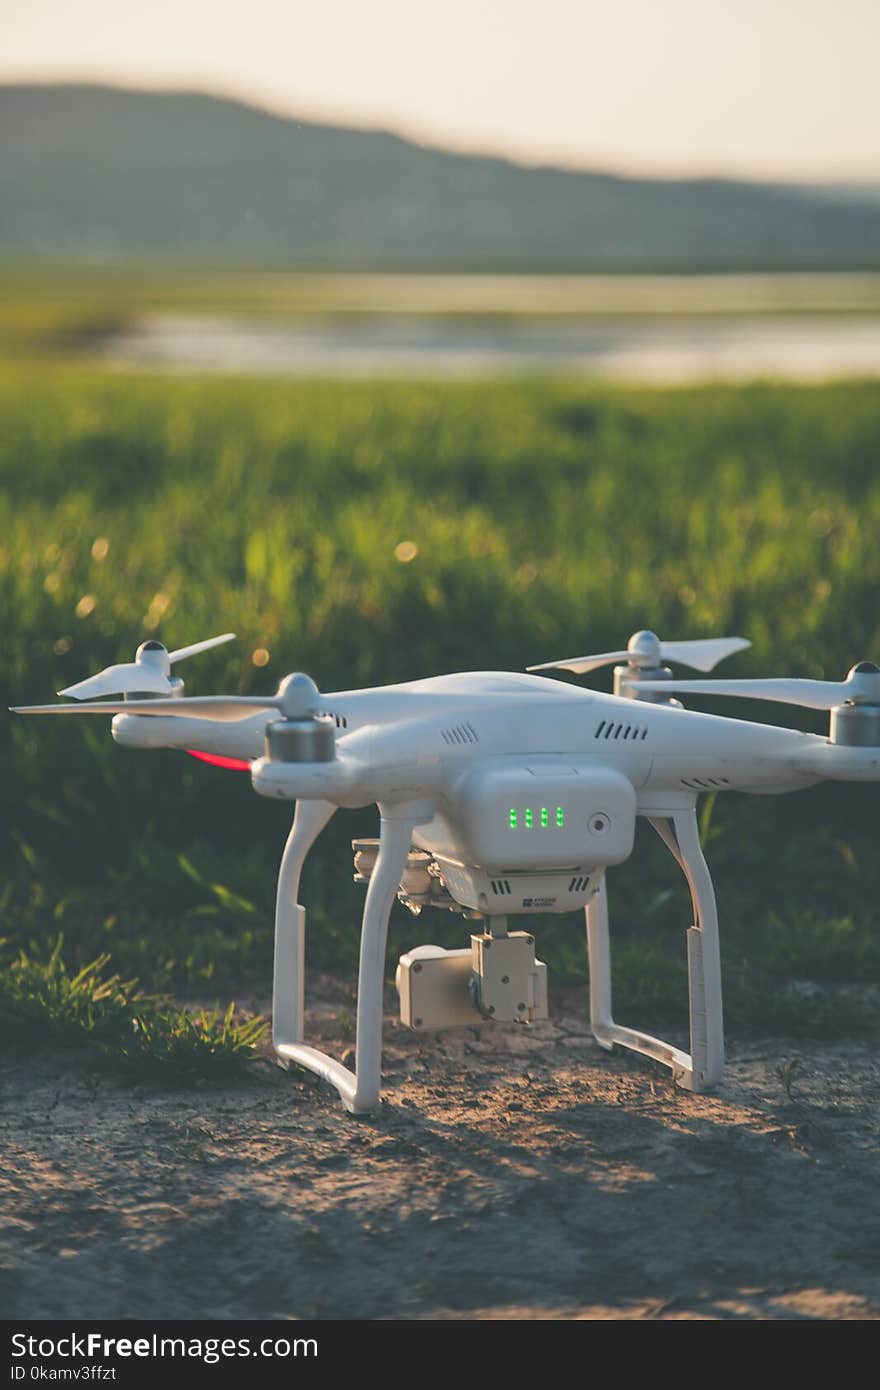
0;937;267;1079
2;357;880;1049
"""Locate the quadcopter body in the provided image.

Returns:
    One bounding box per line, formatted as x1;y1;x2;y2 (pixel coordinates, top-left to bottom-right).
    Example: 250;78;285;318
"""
13;629;880;1114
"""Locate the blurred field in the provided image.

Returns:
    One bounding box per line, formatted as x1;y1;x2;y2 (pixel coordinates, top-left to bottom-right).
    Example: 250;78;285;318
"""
2;352;880;1039
4;264;880;361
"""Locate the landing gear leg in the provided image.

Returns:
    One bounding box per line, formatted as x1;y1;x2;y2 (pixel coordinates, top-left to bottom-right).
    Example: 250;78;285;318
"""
585;803;723;1091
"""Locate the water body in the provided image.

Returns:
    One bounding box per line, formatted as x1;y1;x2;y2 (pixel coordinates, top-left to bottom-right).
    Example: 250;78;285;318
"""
100;313;880;381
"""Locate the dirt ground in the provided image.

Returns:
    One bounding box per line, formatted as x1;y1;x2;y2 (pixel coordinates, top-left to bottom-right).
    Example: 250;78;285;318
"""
2;975;879;1321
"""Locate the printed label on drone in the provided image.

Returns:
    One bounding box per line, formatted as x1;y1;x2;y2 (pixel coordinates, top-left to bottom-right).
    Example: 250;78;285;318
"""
522;897;556;908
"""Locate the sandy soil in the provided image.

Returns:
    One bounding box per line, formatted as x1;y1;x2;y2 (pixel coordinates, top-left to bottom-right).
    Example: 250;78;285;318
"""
2;975;879;1321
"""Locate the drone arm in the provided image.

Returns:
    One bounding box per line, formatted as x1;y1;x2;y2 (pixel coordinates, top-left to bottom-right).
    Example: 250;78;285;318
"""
792;743;880;782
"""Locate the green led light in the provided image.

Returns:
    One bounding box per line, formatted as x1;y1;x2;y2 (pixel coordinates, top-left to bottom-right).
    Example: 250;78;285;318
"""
507;807;566;829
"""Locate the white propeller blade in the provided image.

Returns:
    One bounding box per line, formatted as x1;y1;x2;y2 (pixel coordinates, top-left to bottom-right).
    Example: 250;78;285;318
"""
528;649;632;675
630;676;873;710
14;672;322;723
56;632;236;701
653;637;751;672
168;633;236;663
528;635;750;676
12;695;281;723
58;664;173;700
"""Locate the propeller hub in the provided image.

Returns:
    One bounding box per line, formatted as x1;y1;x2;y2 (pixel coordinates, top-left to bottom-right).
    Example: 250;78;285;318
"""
276;672;321;719
135;641;171;674
265;673;336;762
626;630;662;666
844;662;880;703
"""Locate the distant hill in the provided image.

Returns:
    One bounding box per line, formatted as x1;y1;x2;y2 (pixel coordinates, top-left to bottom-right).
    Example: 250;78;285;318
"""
2;83;879;270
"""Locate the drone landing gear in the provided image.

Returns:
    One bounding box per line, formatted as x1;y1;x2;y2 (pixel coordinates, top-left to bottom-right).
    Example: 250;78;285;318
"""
272;798;430;1115
585;804;723;1093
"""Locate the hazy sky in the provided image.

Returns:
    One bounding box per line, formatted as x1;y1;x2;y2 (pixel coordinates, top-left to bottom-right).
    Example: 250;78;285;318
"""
4;0;879;181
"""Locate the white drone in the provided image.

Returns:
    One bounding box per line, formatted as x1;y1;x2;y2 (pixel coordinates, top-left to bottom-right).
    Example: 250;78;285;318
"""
13;628;880;1114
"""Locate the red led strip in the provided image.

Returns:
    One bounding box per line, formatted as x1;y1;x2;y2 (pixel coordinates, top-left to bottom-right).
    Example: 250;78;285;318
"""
187;749;251;772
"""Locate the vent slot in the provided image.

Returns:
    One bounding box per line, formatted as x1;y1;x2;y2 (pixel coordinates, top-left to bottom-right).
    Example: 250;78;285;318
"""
441;721;479;746
597;720;646;741
680;775;731;791
490;878;512;896
321;710;348;729
568;874;590;893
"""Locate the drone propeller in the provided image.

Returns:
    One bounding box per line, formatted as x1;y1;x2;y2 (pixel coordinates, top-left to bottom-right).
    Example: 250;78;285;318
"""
13;672;321;723
632;662;880;710
57;633;236;701
528;630;750;676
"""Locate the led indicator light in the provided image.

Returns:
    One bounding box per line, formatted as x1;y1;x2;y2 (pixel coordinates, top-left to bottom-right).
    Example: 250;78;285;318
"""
507;806;566;828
